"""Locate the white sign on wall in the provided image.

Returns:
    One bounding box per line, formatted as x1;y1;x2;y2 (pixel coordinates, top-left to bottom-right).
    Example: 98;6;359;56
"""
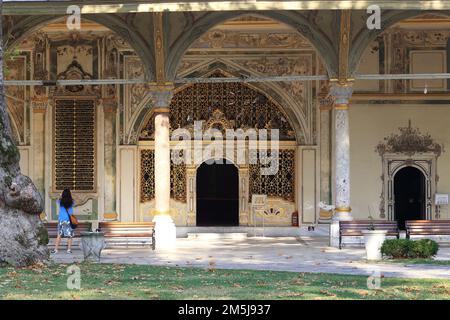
251;194;267;208
435;193;449;205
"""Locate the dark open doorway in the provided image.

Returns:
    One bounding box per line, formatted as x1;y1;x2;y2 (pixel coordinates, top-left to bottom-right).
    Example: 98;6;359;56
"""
394;167;426;230
196;160;239;226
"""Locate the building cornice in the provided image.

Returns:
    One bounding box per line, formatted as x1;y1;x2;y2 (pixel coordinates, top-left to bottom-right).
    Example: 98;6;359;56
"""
351;93;450;102
4;1;450;15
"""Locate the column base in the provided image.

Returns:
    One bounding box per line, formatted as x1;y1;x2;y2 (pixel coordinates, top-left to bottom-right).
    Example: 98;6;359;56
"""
153;215;176;249
329;220;340;247
332;207;353;222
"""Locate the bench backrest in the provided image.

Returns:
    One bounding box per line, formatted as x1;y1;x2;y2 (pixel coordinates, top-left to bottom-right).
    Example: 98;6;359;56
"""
340;220;399;232
406;220;450;231
44;222;92;237
98;222;155;237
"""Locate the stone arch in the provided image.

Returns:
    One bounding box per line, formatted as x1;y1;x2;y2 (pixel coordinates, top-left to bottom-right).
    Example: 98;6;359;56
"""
5;14;154;80
135;66;307;145
350;10;450;75
166;11;338;80
126;94;153;145
195;156;239;170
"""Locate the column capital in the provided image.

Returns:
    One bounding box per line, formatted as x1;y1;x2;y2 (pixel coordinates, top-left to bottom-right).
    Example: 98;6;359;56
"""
329;81;354;106
31;97;48;113
148;83;174;110
100;97;118;114
318;95;334;111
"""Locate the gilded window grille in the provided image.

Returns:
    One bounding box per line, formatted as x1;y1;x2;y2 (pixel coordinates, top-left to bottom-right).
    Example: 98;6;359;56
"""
140;149;186;203
53;99;96;192
139;76;295;140
249;149;295;202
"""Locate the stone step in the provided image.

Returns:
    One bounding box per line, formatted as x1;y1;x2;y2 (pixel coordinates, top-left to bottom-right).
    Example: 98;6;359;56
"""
177;226;328;238
187;232;248;240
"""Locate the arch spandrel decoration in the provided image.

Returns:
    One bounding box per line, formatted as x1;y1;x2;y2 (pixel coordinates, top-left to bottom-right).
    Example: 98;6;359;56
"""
139;72;297;142
376;121;444;220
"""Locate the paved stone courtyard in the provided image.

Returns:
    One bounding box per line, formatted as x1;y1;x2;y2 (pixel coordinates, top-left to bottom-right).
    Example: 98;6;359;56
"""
51;236;450;279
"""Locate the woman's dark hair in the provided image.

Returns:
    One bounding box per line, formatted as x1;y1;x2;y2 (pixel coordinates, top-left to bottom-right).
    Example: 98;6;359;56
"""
60;189;74;209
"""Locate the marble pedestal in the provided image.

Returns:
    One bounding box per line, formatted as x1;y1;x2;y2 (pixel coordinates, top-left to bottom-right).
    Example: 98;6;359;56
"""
81;231;106;262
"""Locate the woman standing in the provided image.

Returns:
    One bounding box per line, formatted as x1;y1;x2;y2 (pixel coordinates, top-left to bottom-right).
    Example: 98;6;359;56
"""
51;189;75;254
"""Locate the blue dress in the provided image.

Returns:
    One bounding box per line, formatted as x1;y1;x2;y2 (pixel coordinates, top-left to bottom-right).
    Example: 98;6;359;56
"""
57;200;74;238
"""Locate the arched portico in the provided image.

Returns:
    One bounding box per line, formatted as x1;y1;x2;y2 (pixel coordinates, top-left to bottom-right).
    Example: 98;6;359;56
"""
5;15;155;80
166;11;338;80
349;10;450;75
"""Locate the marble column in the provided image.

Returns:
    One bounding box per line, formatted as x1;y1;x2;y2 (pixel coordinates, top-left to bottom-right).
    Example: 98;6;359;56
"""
319;96;333;222
31;99;47;220
329;83;353;247
102;98;117;220
150;84;176;249
31;99;47;196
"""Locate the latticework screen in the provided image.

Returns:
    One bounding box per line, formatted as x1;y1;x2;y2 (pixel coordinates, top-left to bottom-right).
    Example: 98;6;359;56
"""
140;150;186;203
140;79;295;141
54;99;95;191
249;149;295;202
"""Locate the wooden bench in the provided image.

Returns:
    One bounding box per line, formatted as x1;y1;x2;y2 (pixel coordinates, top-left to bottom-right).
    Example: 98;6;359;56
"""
98;222;156;250
406;220;450;239
339;220;399;249
44;222;92;238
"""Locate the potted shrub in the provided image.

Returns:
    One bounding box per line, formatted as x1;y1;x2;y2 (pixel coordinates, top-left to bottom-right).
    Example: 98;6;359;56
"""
361;214;388;260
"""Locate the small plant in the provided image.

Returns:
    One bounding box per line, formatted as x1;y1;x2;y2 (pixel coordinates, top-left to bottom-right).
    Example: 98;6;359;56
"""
367;214;375;230
381;239;411;258
409;239;439;258
367;206;375;230
381;239;439;259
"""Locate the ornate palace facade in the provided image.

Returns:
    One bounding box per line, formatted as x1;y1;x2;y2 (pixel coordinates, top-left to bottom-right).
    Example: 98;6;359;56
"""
2;1;450;245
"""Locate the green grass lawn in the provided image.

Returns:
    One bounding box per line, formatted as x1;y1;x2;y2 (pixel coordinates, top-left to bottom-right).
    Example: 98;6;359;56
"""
381;259;450;265
0;263;449;300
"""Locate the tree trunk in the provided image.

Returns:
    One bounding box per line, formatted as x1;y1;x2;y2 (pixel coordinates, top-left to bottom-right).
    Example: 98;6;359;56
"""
0;0;49;266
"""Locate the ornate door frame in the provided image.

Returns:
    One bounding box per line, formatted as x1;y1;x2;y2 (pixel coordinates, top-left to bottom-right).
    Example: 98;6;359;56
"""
377;122;443;221
186;157;250;227
380;153;436;221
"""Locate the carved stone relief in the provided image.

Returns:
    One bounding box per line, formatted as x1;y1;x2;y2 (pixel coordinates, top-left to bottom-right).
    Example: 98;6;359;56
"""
192;29;311;50
376;120;443;157
235;55;312;106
